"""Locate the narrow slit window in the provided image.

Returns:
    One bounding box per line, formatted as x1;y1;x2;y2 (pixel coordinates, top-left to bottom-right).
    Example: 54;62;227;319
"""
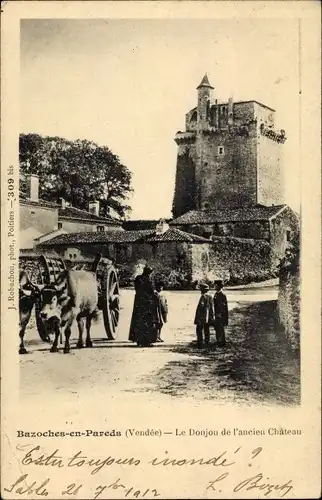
218;146;224;156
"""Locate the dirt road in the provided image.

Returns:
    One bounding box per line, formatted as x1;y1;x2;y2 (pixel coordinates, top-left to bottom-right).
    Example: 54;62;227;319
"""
20;286;300;407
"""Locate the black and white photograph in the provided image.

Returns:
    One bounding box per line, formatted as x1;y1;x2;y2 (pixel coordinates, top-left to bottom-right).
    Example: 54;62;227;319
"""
1;2;320;499
19;17;301;407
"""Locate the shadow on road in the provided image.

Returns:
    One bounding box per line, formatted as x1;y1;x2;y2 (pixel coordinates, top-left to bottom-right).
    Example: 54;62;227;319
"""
145;301;300;406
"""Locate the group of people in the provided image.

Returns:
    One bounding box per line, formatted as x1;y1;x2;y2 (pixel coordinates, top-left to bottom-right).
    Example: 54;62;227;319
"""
194;281;228;348
128;265;229;348
128;265;168;347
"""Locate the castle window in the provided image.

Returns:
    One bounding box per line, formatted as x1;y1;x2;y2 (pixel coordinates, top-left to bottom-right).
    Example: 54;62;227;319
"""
97;225;105;232
286;230;291;242
58;222;62;229
218;146;225;156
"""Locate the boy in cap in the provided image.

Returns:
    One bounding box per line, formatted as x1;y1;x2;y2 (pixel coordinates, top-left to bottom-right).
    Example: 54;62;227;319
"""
155;281;168;342
213;280;228;347
194;283;214;348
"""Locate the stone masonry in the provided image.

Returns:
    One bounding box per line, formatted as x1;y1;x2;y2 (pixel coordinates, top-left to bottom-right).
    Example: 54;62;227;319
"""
173;74;286;217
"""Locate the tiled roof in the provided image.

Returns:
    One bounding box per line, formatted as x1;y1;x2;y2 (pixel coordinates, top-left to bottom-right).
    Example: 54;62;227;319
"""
234;100;275;112
20;198;59;209
146;228;209;243
20;196;120;224
39;228;210;246
171;205;287;225
59;206;122;225
39;230;154;246
122;219;172;231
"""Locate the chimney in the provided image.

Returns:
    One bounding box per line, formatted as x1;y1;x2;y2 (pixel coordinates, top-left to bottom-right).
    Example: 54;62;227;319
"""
155;219;169;235
228;97;234;125
60;197;67;210
27;174;39;202
89;200;100;216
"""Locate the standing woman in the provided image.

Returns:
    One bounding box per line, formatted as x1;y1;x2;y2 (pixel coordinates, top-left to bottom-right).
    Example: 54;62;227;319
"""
129;265;161;347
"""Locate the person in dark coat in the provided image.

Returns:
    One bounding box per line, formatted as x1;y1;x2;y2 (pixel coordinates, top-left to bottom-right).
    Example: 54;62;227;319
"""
194;283;214;348
129;265;161;347
213;280;229;347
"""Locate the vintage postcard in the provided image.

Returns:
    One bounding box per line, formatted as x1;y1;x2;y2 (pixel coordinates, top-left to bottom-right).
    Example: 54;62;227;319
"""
1;1;321;498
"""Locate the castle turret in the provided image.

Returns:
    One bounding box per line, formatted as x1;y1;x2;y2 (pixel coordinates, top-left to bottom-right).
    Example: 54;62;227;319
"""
197;74;214;131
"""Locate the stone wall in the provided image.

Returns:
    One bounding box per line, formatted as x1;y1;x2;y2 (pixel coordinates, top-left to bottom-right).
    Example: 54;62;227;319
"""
172;143;197;217
190;244;210;282
176;220;270;241
278;267;300;351
207;236;272;284
173;121;284;214
233;101;256;123
59;220;121;233
269;207;300;269
257;134;284;206
20;203;59;234
196;130;258;209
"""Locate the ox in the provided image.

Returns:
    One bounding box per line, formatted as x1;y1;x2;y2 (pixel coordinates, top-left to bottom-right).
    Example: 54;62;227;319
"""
39;269;99;353
19;270;51;354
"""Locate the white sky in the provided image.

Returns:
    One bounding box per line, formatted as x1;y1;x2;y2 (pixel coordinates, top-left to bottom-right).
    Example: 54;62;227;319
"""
21;19;300;219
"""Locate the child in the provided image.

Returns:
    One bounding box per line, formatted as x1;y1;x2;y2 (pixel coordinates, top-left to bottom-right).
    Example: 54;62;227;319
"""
213;280;229;347
155;281;168;343
194;283;214;348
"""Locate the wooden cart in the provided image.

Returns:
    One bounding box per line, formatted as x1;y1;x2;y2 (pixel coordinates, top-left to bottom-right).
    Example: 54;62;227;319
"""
25;254;120;341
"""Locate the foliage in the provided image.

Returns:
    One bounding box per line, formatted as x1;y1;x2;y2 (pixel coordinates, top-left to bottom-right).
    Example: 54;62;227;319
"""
278;231;300;352
278;231;300;276
19;133;133;219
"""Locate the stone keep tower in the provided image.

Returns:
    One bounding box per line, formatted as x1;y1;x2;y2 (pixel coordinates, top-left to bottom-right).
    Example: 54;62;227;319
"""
172;74;287;218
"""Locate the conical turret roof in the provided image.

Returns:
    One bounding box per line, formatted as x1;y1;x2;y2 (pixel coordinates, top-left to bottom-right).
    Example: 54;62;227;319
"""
197;73;214;89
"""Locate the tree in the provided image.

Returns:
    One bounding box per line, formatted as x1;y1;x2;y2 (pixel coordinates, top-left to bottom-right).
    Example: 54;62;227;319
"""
278;231;300;275
19;133;133;219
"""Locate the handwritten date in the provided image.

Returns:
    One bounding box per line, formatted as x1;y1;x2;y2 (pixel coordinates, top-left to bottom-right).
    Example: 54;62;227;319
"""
4;474;160;499
94;478;160;499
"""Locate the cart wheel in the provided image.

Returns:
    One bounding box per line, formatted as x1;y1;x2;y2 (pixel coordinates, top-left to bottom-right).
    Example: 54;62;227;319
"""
102;267;120;340
34;297;51;342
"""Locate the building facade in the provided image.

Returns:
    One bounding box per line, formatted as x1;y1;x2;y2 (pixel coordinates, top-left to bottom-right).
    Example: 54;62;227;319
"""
173;74;286;217
171;204;299;270
20;174;122;251
38;220;212;286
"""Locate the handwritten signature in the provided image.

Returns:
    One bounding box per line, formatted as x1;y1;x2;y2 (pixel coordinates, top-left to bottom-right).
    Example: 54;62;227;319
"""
207;472;293;497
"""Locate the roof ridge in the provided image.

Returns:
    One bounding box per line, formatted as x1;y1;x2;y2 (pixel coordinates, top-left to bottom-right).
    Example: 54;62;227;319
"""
59;204;119;222
171;204;291;224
